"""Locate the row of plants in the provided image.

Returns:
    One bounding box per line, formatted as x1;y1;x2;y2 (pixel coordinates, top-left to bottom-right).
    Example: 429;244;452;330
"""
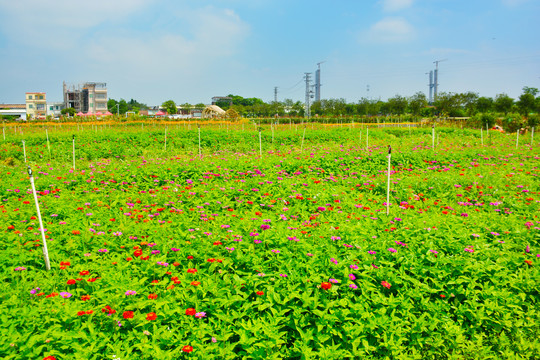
1;125;539;359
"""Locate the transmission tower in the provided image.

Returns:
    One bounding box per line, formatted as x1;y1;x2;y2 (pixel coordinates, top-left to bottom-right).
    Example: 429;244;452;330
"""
274;87;278;103
315;61;325;102
304;73;312;118
426;71;434;104
433;59;447;101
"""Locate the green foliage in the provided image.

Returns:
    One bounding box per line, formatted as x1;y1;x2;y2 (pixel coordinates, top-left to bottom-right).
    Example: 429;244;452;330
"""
501;113;524;133
161;100;177;115
61;107;77;116
0;124;539;359
494;93;514;115
527;114;539;128
468;112;497;129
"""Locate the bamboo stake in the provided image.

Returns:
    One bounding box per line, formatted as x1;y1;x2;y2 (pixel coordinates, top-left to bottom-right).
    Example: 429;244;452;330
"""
432;124;435;150
22;140;27;163
531;127;534;147
516;130;519;149
28;166;51;271
366;128;369;150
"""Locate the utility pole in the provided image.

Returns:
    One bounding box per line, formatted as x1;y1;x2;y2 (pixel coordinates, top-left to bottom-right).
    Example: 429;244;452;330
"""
433;59;447;101
304;73;312;118
274;87;278;103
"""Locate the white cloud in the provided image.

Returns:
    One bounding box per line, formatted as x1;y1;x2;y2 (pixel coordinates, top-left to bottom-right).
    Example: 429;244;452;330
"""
0;0;155;50
85;7;249;78
381;0;414;12
364;17;416;43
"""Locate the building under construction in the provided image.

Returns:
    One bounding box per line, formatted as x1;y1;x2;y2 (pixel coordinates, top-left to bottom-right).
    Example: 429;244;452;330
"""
63;82;108;113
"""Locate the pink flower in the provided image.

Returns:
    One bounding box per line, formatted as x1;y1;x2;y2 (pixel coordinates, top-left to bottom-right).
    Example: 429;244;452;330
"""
381;281;391;289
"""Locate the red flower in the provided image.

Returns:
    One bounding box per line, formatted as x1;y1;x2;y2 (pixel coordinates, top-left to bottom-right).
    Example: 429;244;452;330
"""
321;282;332;290
191;281;201;286
525;260;533;266
86;310;93;315
46;292;59;298
182;345;194;353
67;279;76;285
79;270;90;276
256;291;264;296
148;293;158;300
187;268;197;274
146;312;157;321
381;281;391;289
43;356;57;360
77;311;86;316
81;295;91;301
102;305;116;315
185;308;196;316
213;241;222;246
123;311;134;319
72;230;81;235
134;249;143;257
187;255;194;259
173;262;180;266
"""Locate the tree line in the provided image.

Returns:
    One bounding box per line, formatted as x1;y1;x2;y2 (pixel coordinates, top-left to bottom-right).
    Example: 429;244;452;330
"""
103;88;539;119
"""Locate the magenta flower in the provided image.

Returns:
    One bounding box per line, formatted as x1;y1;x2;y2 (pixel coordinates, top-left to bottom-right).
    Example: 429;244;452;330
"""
388;248;397;253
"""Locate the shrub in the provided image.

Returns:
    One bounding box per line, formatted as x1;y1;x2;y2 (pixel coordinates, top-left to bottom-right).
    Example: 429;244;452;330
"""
501;113;524;133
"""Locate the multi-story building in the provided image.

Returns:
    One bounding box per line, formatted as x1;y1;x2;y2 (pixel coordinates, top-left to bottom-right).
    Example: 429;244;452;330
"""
46;102;64;117
26;92;47;118
63;82;108;114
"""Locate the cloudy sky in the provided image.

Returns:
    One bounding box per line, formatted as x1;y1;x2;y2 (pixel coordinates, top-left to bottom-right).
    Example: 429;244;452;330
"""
0;0;539;105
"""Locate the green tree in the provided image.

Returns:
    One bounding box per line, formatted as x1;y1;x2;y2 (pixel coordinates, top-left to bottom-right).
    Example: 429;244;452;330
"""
387;95;408;115
522;86;539;97
494;93;513;114
517;92;535;117
476;97;493;113
107;99;118;114
408;92;428;116
162;100;177;115
61;107;76;116
459;91;479;116
119;99;128;114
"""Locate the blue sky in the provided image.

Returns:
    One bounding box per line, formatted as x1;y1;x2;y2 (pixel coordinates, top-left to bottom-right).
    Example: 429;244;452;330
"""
0;0;539;105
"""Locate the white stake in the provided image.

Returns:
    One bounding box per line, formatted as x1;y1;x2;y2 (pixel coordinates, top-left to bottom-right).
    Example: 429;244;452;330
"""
271;123;274;144
301;125;306;153
366;128;369;150
164;127;167;151
432;125;435;150
259;128;262;157
72;135;76;170
28;167;51;271
22;140;27;163
359;130;362;150
386;145;392;216
198;125;202;158
531;127;534;147
481;128;483;146
516;130;519;149
46;129;51;158
2;124;5;140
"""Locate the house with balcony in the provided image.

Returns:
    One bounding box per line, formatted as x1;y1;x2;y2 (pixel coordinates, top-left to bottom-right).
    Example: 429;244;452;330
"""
26;92;47;118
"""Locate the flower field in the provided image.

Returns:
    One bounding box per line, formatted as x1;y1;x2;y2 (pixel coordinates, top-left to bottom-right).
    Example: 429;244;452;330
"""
1;122;539;359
